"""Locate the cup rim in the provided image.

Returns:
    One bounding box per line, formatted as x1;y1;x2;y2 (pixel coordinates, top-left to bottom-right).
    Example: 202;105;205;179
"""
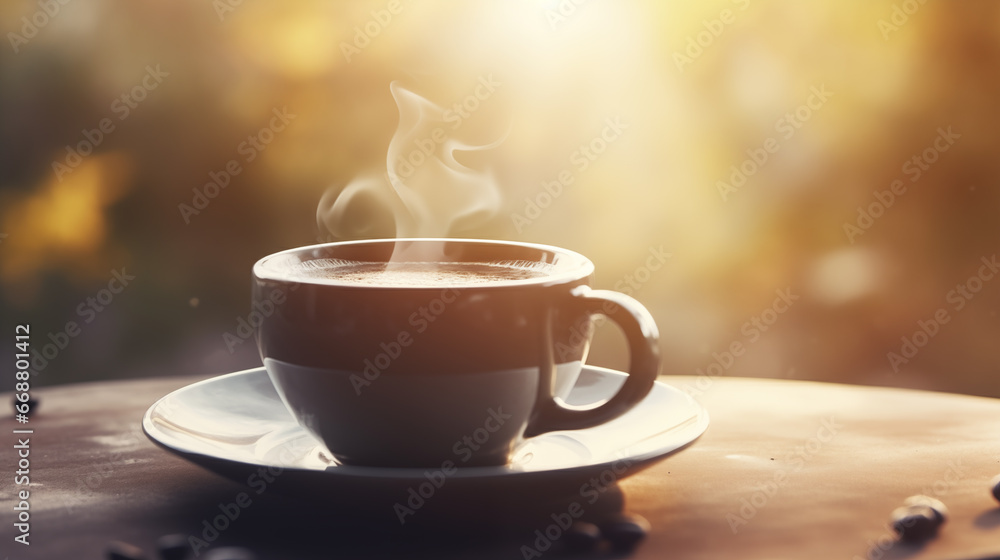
253;238;595;289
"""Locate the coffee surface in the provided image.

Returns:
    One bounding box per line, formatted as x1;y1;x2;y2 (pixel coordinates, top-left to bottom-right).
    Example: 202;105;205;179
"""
288;259;552;286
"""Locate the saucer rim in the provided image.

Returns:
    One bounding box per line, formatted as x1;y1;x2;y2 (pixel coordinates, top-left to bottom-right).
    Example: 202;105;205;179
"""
142;365;709;481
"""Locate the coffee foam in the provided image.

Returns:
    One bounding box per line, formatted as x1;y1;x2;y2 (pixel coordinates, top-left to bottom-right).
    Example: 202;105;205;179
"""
286;259;555;287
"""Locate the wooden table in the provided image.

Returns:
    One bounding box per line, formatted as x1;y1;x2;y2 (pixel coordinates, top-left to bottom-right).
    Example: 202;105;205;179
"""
5;374;1000;560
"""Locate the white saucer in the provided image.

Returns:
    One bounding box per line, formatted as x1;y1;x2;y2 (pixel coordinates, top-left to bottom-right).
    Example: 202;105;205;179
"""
143;366;708;499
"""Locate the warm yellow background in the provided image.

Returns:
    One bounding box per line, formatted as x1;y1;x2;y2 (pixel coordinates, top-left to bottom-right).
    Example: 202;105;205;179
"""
1;1;999;396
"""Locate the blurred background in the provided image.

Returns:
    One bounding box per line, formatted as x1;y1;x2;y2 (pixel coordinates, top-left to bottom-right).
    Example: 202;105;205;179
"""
2;0;999;396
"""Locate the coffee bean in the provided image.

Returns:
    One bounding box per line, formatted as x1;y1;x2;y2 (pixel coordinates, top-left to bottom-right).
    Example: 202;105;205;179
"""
991;474;1000;503
156;534;190;560
203;547;256;560
563;521;601;553
598;513;650;551
891;505;939;542
12;396;38;415
902;495;949;524
107;540;147;560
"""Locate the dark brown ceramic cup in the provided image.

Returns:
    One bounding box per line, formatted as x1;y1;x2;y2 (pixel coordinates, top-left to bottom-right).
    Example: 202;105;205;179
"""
253;239;660;467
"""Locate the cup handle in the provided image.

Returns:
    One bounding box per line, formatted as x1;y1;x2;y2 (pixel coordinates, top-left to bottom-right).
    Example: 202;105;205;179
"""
525;286;661;436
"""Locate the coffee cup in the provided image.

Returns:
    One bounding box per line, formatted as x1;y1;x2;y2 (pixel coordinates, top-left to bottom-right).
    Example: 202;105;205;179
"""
253;238;660;468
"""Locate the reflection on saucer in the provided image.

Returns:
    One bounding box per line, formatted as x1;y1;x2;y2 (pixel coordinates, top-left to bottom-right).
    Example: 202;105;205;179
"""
144;366;708;494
